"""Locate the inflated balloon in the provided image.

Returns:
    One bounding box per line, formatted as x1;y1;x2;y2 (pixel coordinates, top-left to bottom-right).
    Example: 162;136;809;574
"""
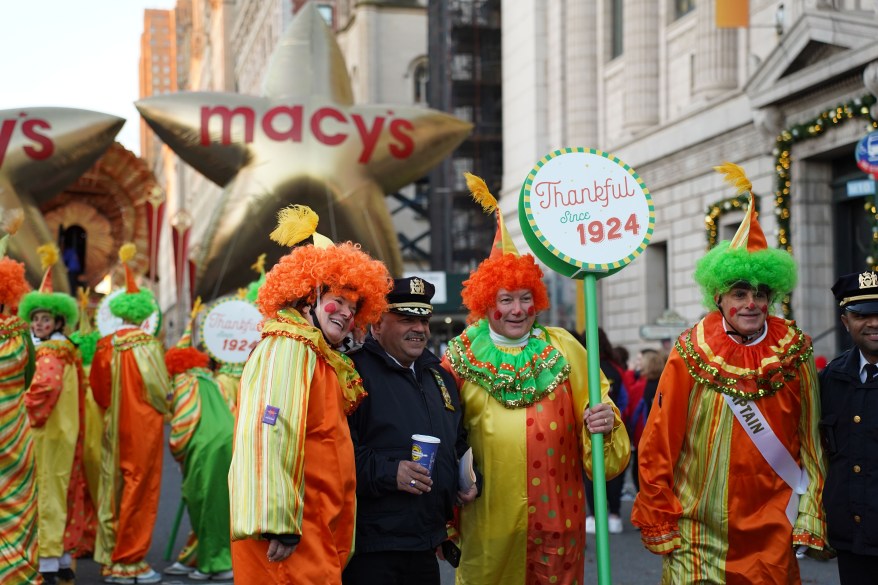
136;3;472;299
0;107;124;290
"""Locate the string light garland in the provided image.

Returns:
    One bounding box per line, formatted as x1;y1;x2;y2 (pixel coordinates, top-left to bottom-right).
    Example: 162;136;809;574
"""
705;93;878;318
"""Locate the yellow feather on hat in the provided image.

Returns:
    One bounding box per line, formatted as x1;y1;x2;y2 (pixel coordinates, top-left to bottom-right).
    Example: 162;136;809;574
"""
270;205;319;247
713;162;752;195
190;296;203;320
36;243;59;270
2;208;24;236
119;242;137;263
465;172;498;213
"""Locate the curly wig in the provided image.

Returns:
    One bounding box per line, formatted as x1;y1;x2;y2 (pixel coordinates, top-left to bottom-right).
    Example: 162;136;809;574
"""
0;257;30;308
70;330;101;365
109;288;158;324
257;241;392;328
461;253;550;322
165;346;210;377
693;241;797;310
19;291;79;329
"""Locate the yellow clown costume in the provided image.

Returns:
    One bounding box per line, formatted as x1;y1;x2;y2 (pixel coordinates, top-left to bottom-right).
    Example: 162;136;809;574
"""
19;244;97;573
0;209;39;583
631;163;826;584
441;175;630;585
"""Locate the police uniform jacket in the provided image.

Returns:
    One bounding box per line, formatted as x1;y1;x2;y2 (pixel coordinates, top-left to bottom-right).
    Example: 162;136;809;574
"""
347;335;474;553
819;348;878;555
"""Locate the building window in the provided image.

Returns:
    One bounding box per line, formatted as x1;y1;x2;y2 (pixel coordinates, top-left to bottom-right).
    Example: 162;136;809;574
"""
674;0;694;19
611;0;623;59
645;241;668;323
413;61;428;104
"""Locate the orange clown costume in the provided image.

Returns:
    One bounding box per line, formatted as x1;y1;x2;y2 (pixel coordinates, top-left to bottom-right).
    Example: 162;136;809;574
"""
0;209;39;584
89;243;170;584
229;206;392;584
20;244;97;578
631;163;826;584
441;175;630;585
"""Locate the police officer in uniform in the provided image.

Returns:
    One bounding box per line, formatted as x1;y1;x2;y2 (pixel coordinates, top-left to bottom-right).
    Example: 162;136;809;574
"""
343;277;478;585
821;271;878;583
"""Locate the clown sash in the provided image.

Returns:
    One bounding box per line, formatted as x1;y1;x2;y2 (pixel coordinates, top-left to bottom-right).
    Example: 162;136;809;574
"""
723;394;809;526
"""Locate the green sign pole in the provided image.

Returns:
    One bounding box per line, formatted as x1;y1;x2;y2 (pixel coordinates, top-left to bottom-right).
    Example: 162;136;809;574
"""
518;147;654;585
583;272;611;585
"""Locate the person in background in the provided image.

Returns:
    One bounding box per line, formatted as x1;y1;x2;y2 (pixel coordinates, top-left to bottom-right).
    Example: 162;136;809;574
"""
163;299;234;581
0;210;40;583
819;272;878;583
20;244;96;583
632;163;826;583
344;276;478;585
626;349;668;492
584;328;629;534
89;243;171;584
441;174;630;585
228;206;392;584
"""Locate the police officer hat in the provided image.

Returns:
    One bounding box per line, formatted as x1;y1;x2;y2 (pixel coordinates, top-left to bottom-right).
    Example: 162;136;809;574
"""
386;277;435;317
832;271;878;314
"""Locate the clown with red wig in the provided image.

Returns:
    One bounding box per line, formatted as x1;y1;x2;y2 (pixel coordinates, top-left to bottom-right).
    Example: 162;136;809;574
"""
0;209;40;583
228;205;392;584
441;175;630;585
163;298;234;581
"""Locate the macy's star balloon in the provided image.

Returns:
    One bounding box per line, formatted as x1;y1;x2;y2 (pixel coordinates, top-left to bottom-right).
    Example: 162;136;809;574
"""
137;3;472;298
0;108;124;290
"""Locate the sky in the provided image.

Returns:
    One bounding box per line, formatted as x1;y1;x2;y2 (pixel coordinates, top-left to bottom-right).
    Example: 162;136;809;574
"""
0;0;178;156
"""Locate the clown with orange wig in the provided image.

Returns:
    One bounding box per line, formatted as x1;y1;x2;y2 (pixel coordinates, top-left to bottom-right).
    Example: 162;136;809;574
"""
163;298;234;581
0;209;40;584
440;175;630;585
228;205;392;584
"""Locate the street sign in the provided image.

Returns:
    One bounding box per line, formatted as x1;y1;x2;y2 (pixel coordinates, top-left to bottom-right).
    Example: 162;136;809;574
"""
847;178;876;198
200;298;262;364
855;130;878;176
519;148;654;279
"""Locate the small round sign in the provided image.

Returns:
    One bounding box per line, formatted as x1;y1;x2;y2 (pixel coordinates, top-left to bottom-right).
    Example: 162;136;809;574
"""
96;288;162;336
519;148;654;279
855;130;878;176
200;298;263;365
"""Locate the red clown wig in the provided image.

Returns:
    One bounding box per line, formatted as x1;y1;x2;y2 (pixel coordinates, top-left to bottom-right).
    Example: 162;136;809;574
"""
165;346;210;377
257;241;391;329
461;253;550;323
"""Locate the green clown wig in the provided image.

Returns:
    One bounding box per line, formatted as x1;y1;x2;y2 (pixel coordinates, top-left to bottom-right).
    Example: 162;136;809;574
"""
18;243;78;329
693;163;797;311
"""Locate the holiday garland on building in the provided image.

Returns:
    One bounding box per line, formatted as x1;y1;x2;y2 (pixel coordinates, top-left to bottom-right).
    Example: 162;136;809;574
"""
705;93;878;317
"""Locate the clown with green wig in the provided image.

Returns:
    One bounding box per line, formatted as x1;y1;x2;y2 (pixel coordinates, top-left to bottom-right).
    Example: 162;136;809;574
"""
631;163;827;584
88;243;171;585
19;243;97;584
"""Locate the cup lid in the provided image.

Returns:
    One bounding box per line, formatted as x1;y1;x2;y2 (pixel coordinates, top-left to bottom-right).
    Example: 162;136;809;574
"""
412;434;441;443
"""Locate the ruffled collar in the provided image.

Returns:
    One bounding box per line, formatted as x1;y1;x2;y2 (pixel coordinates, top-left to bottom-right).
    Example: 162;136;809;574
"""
0;314;28;341
444;319;570;408
676;311;813;400
262;308;366;414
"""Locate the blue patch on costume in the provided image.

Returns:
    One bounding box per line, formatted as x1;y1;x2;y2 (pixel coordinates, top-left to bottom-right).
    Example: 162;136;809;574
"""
262;405;280;425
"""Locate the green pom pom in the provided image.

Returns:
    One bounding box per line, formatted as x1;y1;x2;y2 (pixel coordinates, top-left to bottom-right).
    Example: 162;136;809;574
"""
70;330;101;365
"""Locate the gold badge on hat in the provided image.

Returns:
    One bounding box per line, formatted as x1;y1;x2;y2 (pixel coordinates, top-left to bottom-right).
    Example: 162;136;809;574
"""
859;272;878;289
410;277;425;296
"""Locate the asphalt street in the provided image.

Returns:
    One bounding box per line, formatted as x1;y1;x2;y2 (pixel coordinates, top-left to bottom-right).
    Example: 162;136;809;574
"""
70;428;840;584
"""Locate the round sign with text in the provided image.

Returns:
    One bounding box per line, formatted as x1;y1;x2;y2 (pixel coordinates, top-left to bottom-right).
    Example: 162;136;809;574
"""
519;148;654;278
855;130;878;176
200;298;263;365
96;289;162;336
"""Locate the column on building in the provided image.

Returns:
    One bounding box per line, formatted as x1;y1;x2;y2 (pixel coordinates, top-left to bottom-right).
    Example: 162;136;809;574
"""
622;0;659;132
564;0;598;146
693;0;738;98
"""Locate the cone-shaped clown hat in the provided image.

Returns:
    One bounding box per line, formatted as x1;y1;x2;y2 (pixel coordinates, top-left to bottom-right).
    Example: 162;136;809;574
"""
0;208;30;310
460;173;549;321
18;243;78;328
175;296;203;349
109;242;157;324
244;254;268;303
464;172;519;258
693;162;797;309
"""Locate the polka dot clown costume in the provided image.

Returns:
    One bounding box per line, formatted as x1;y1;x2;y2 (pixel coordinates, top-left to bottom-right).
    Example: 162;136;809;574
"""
441;174;630;585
